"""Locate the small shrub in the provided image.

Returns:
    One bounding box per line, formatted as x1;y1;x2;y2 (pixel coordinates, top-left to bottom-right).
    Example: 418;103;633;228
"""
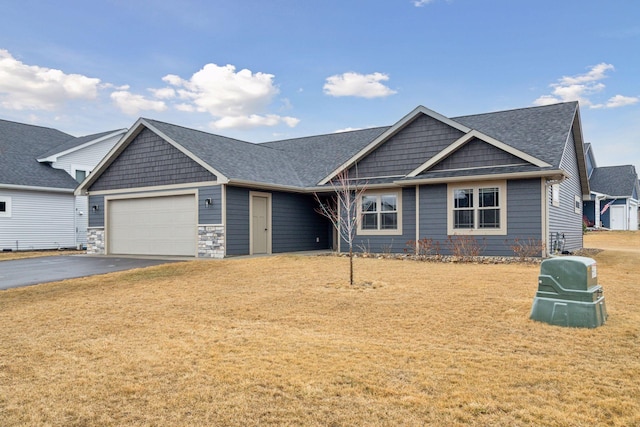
446;234;486;260
381;240;394;256
357;240;372;257
405;238;437;258
507;237;546;261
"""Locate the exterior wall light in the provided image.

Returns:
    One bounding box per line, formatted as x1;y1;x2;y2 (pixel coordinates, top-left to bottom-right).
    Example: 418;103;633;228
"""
91;205;99;212
204;198;213;207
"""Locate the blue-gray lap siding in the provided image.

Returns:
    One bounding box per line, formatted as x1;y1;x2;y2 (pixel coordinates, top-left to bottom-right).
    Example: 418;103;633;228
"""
225;186;331;256
225;186;250;256
418;179;543;257
349;187;417;254
548;130;584;252
199;186;222;224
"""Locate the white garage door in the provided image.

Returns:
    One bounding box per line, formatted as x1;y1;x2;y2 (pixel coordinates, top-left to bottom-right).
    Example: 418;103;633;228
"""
108;194;197;256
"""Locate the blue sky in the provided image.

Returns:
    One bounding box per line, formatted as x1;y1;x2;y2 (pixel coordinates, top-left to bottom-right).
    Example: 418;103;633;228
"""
1;0;638;172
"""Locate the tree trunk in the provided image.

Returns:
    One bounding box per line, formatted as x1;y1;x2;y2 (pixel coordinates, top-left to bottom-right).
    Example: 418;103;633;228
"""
349;246;353;286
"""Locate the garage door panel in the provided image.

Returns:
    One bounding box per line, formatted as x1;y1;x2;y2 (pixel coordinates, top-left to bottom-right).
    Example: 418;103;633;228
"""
108;194;197;256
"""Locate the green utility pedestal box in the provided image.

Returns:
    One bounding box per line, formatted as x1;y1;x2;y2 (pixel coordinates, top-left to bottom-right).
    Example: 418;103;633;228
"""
530;256;607;328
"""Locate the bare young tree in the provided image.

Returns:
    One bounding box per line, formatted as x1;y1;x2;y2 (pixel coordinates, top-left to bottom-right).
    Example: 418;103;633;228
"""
314;169;367;286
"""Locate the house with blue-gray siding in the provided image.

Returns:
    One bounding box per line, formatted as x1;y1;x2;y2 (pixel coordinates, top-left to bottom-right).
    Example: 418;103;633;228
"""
582;144;638;231
76;101;589;258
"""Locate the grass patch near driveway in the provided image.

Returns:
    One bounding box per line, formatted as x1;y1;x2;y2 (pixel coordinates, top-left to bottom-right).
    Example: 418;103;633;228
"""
0;249;82;261
1;232;639;426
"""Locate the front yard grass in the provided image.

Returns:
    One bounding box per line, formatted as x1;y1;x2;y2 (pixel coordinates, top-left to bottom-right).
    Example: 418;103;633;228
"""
1;232;638;426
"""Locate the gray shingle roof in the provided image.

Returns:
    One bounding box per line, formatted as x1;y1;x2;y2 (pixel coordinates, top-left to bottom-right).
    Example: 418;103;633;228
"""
452;102;578;168
261;127;389;187
0;119;79;189
589;165;638;197
128;102;579;189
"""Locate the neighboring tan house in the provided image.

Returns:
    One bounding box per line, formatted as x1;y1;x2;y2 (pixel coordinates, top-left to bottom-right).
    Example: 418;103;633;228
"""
583;143;639;230
0;119;126;251
76;101;589;258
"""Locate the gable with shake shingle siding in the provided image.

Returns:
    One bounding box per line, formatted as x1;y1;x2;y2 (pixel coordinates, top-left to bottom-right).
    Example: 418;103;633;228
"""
427;138;529;172
89;128;216;192
349;114;465;179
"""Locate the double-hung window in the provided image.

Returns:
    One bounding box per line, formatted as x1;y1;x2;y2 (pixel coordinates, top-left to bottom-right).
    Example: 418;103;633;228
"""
448;182;506;235
358;191;402;235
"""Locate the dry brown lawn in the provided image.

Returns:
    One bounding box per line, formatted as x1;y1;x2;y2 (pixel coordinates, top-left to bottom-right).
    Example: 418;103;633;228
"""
0;250;82;261
1;232;639;426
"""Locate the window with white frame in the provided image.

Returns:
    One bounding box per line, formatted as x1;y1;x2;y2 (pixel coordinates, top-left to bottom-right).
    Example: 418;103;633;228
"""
358;191;402;235
0;196;11;218
574;195;582;214
448;182;506;235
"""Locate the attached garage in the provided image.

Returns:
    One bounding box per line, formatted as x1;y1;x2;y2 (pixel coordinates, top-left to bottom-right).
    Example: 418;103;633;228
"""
107;193;197;256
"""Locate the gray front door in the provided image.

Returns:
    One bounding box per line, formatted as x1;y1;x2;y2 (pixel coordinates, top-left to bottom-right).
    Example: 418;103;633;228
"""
252;195;269;254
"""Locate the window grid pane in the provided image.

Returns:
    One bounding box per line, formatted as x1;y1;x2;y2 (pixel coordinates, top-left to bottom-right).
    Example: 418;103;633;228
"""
479;208;500;228
479;187;498;207
380;195;397;212
454;189;473;208
381;213;397;229
0;201;5;212
362;196;377;212
454;210;474;229
362;212;378;230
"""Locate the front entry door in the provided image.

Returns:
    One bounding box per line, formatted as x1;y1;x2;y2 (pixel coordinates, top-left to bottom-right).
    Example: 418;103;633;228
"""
251;194;270;254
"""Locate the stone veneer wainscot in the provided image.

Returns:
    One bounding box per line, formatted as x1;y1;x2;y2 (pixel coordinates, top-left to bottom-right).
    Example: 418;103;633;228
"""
86;226;225;258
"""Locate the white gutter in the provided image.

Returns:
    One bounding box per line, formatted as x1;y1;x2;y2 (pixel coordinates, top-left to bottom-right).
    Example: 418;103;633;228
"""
0;184;75;193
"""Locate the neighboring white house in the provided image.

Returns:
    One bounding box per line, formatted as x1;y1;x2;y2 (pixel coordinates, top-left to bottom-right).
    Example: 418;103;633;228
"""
0;119;126;251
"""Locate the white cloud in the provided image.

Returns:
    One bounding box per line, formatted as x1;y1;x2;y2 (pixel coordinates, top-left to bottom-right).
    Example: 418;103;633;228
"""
533;63;637;109
211;114;300;130
593;94;639;109
413;0;435;6
158;63;299;129
558;63;613;85
149;87;176;99
323;72;397;98
110;91;167;115
0;49;100;110
0;50;298;130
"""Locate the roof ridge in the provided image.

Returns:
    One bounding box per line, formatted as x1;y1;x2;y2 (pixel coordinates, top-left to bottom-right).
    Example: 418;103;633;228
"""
594;164;636;170
142;117;258;147
261;125;391;145
453;101;578;120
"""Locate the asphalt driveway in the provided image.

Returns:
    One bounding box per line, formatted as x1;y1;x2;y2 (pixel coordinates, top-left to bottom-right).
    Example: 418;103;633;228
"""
0;255;182;290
